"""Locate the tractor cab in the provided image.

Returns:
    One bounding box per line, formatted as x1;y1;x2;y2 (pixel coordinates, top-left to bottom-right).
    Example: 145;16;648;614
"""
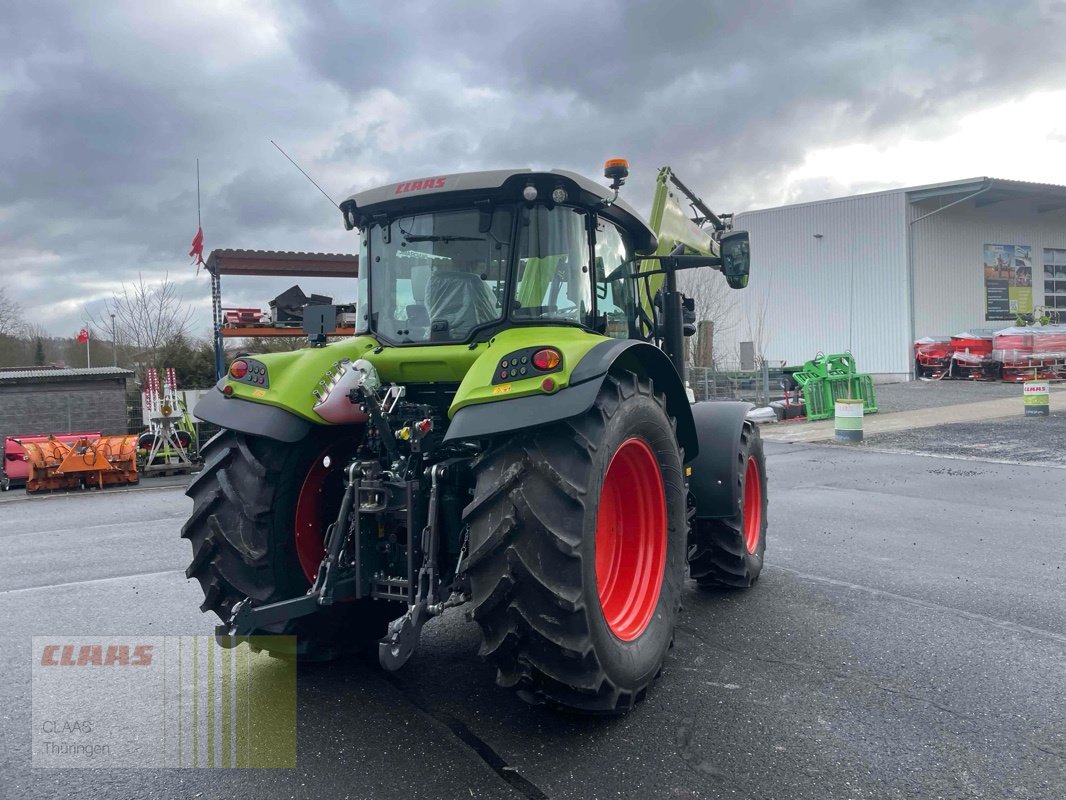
339;169;660;348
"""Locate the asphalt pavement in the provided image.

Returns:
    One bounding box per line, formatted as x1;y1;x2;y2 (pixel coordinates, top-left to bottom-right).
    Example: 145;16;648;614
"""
859;410;1066;467
870;379;1023;414
1;442;1064;799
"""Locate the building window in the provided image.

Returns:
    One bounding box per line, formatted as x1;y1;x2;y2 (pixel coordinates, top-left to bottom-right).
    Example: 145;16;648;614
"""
1043;248;1066;310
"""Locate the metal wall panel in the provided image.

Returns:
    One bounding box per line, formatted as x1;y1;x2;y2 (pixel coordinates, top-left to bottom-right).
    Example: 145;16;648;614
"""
728;191;910;377
910;198;1066;338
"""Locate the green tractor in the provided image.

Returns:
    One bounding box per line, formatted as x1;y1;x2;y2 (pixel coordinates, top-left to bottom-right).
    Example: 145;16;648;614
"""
185;161;767;713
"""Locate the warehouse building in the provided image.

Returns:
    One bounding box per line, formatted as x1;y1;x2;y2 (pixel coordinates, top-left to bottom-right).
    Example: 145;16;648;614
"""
724;177;1066;381
0;367;134;445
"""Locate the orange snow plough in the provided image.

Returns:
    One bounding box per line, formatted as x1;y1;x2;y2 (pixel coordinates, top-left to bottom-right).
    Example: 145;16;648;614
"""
16;434;139;493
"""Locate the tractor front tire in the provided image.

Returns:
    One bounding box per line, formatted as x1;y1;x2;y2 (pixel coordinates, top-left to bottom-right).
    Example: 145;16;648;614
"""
182;429;395;660
688;423;767;589
463;372;686;713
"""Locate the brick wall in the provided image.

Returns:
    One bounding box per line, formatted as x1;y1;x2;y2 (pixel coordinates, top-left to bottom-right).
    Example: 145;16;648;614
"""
0;378;131;443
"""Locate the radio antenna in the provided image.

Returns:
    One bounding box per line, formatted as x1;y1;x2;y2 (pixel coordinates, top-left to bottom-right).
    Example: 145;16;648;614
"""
270;139;339;209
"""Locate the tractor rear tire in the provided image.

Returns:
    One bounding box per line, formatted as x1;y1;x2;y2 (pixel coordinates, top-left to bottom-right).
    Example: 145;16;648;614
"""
463;372;687;713
182;429;395;660
688;424;767;589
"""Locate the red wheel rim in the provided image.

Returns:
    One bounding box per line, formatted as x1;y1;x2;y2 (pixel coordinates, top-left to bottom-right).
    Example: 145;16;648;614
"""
294;443;352;584
742;455;762;554
595;438;667;641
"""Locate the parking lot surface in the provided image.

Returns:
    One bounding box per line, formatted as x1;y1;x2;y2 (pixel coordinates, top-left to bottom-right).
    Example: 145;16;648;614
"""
860;410;1066;467
1;441;1064;799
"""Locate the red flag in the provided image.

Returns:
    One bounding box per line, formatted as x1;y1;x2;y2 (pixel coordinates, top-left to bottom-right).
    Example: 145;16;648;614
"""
77;328;89;344
189;225;205;265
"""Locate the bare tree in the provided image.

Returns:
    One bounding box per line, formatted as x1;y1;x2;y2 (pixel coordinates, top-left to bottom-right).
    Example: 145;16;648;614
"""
0;287;25;338
678;271;737;369
734;262;777;369
86;273;194;363
739;287;773;367
19;323;52;366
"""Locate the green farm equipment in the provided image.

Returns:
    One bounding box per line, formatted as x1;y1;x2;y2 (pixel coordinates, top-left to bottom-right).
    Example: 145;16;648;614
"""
792;352;877;421
185;161;767;713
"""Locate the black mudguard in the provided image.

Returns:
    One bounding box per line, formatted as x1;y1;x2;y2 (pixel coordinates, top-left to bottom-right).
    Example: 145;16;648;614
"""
193;382;312;443
444;339;698;460
688;401;753;519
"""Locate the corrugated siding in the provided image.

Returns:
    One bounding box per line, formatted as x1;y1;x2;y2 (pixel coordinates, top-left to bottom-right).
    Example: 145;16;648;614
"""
730;191;909;376
910;198;1066;338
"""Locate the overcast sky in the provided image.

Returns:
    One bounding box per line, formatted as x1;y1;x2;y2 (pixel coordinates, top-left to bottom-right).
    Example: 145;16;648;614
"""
3;0;1066;337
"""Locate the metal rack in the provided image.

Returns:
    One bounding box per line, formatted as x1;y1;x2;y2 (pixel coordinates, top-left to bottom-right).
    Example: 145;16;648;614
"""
204;249;359;379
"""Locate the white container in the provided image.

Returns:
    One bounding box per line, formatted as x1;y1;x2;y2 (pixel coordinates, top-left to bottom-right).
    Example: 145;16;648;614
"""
834;398;864;442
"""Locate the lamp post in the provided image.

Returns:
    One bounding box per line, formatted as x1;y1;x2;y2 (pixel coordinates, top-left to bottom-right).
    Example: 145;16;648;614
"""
110;313;117;367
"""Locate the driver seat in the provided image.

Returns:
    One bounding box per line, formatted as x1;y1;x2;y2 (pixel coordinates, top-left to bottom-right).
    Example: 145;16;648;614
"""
425;270;497;338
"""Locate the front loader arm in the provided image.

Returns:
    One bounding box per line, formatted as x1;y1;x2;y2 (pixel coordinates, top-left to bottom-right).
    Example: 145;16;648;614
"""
647;166;724;259
638;166;734;324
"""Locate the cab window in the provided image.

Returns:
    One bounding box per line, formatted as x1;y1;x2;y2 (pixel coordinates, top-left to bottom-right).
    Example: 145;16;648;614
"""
595;219;634;339
513;205;592;326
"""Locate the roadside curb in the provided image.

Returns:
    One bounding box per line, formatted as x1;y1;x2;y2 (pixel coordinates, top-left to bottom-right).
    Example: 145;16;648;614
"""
0;476;196;504
760;387;1066;444
764;438;1066;471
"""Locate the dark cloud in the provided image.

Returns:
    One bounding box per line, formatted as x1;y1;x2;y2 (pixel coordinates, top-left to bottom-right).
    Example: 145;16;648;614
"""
1;0;1065;335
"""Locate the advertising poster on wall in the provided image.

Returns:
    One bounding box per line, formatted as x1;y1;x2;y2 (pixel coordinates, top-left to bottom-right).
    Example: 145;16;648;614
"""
984;243;1033;320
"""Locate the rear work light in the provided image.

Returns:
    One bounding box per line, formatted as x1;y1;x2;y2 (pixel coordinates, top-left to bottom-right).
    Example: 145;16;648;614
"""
532;348;561;371
229;359;249;379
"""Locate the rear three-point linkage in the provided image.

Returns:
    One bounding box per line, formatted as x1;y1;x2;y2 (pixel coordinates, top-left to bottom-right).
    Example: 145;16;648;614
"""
224;379;471;667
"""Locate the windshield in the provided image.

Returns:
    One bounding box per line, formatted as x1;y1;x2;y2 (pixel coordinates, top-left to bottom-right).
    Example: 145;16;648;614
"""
513;205;592;326
357;208;513;343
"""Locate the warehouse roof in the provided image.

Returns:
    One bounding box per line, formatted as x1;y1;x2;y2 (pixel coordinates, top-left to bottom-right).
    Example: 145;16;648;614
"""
205;249;359;277
906;177;1066;213
0;367;134;384
739;176;1066;216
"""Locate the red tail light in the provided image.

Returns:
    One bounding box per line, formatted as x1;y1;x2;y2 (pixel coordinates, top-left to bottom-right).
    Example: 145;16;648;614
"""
532;349;561;371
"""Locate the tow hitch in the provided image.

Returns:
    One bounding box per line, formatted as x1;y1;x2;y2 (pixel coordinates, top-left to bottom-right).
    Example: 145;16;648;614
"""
221;458;467;666
223;461;364;640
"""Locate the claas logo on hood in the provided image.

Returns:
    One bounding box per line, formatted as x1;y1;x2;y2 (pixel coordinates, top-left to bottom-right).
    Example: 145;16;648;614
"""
395;176;447;194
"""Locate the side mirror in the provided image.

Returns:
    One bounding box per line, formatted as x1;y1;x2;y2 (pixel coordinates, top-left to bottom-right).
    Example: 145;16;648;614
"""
720;230;750;289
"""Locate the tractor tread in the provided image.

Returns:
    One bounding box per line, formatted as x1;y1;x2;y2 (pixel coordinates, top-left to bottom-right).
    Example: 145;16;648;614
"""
184;432;282;630
688;425;767;589
464;372;683;713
